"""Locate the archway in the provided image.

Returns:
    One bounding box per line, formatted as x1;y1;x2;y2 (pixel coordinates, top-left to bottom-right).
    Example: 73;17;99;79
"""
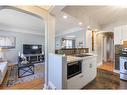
0;6;55;89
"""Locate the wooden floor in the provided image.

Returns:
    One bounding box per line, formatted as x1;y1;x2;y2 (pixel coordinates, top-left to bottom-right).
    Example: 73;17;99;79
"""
83;69;120;89
0;78;44;89
1;62;127;89
97;62;114;72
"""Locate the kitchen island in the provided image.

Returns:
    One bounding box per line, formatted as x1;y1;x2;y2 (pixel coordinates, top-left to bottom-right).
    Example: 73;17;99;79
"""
48;53;97;89
67;53;97;89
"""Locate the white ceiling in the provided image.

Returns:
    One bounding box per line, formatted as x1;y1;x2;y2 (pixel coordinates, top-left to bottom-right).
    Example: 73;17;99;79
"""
1;6;127;36
63;6;127;29
51;6;85;35
0;8;45;35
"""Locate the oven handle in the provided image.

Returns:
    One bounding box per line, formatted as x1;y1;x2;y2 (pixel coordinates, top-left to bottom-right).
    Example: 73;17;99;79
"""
124;61;127;70
68;61;81;66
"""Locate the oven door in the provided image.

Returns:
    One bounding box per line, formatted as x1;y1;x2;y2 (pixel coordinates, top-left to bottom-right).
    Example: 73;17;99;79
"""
67;61;82;79
120;57;127;74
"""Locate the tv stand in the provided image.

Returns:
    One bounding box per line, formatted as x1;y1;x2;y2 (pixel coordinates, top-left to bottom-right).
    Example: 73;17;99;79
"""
24;54;44;63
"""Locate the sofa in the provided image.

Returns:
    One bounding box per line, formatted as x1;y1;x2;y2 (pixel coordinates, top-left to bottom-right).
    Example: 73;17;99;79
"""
0;61;8;85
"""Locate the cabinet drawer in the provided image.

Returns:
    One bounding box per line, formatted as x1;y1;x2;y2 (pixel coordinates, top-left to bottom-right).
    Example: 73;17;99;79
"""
67;74;85;89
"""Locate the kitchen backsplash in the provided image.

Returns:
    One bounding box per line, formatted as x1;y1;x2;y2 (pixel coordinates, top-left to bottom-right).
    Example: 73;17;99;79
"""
55;48;89;55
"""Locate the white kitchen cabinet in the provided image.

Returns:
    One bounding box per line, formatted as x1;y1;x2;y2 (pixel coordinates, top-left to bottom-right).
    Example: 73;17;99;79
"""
67;73;85;89
114;25;127;45
122;25;127;41
50;54;97;89
82;57;97;86
114;26;122;45
67;56;97;89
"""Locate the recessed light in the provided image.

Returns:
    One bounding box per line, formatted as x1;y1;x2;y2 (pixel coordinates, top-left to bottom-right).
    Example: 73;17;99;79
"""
94;29;98;31
78;22;83;25
87;26;90;29
63;15;68;19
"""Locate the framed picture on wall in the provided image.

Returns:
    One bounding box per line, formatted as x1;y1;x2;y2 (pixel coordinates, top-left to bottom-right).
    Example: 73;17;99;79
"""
0;36;16;49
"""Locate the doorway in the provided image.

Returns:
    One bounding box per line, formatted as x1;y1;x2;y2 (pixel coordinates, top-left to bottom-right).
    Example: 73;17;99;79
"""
96;32;114;72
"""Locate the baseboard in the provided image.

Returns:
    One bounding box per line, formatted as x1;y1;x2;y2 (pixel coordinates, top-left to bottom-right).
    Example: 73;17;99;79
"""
43;83;48;90
48;81;57;90
97;62;102;66
43;81;57;90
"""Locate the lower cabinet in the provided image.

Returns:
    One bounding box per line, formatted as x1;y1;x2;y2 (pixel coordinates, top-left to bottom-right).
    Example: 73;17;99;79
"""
67;56;97;89
82;57;97;86
67;73;85;89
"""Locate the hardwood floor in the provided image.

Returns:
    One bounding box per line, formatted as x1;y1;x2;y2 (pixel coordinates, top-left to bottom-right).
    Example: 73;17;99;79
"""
0;78;44;89
98;62;114;72
83;69;120;89
1;62;127;89
1;70;127;89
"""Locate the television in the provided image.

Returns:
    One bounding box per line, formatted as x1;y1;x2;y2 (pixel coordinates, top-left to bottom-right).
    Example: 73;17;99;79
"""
23;44;42;54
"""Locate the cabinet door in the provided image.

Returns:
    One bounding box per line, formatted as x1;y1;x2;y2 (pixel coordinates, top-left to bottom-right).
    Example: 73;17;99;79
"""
82;59;91;85
114;26;122;45
122;25;127;41
82;57;97;85
88;57;97;79
67;73;85;89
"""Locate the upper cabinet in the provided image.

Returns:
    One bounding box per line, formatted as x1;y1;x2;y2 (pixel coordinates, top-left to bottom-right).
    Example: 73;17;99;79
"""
122;25;127;41
0;36;15;49
114;25;127;45
114;26;122;45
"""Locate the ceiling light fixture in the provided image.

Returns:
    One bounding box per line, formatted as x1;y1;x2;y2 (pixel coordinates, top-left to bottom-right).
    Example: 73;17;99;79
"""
87;26;91;30
94;29;98;31
78;22;83;25
63;15;68;19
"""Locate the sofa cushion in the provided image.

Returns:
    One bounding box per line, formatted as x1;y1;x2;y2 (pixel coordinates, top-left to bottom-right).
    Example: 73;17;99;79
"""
0;62;7;77
0;62;8;84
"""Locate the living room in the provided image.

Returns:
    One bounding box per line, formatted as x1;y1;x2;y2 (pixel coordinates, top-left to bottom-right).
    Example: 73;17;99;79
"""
0;7;45;89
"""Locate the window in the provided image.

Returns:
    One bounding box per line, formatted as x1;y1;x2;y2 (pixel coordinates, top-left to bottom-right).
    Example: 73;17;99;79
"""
61;38;75;48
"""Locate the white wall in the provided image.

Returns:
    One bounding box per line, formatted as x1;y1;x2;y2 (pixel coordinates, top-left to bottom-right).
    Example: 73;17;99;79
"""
55;30;86;49
0;30;45;64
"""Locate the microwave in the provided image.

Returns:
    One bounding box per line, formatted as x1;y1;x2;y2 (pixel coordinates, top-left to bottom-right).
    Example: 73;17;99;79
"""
67;61;82;79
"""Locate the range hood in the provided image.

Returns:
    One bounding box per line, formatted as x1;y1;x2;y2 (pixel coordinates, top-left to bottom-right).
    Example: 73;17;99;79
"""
0;36;16;49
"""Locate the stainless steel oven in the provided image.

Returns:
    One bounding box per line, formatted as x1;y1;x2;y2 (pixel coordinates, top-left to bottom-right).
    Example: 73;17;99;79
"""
120;48;127;80
67;61;82;79
120;57;127;80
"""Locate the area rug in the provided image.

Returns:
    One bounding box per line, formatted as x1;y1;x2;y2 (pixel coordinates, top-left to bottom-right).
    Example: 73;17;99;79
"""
2;63;45;87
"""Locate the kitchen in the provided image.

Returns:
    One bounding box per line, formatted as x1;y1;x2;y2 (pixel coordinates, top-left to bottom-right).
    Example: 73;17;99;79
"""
47;6;127;89
48;51;97;89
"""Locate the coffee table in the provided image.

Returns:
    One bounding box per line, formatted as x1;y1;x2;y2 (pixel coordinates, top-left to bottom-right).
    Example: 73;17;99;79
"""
18;62;35;78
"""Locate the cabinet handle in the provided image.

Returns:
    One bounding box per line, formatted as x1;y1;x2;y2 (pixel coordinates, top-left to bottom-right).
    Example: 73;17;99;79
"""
79;75;83;78
89;64;92;68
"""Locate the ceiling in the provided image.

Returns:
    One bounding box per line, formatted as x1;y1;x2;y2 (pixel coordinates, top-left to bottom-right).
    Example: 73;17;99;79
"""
63;6;127;29
38;6;54;11
0;8;45;35
1;6;127;36
51;6;85;35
